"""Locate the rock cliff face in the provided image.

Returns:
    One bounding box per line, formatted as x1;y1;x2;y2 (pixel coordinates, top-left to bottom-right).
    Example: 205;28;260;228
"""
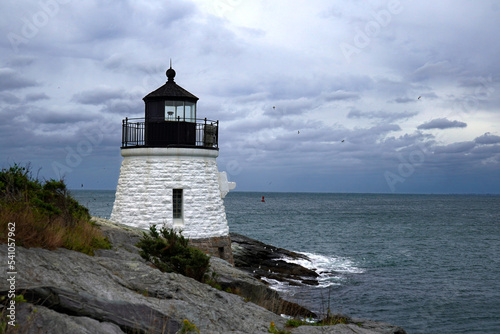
0;218;406;334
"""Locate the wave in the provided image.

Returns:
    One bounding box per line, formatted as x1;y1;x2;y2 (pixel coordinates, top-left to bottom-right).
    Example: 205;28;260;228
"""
278;252;365;289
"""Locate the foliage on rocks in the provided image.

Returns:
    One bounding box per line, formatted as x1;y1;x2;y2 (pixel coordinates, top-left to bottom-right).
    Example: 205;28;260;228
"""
0;163;111;255
136;224;210;282
179;319;200;334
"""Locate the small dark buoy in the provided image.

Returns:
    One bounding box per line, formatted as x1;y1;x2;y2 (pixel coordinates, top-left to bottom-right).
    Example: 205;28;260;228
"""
261;196;265;202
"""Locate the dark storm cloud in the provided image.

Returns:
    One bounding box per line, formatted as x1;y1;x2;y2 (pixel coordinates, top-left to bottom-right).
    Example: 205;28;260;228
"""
475;132;500;145
417;118;467;130
0;68;38;91
29;110;96;125
434;141;476;154
0;92;21;104
0;0;499;193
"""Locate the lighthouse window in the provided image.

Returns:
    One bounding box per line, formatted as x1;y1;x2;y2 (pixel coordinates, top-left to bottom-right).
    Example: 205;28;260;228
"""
164;101;196;122
165;101;176;120
185;102;196;122
173;189;183;219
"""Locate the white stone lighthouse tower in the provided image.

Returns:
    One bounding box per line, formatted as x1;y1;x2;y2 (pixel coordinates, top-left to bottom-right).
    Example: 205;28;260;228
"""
111;65;235;263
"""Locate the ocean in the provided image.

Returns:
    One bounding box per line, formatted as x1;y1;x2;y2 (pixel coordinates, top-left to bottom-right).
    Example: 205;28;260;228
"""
71;190;500;334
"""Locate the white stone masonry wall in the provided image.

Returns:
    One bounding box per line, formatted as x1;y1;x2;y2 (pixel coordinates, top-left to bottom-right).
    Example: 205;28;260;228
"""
110;147;230;239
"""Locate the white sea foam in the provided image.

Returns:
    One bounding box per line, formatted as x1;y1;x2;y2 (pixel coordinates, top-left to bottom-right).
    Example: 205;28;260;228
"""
279;252;364;288
260;277;290;292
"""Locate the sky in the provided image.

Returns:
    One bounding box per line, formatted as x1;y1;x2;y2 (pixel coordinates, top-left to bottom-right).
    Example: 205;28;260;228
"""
1;0;500;194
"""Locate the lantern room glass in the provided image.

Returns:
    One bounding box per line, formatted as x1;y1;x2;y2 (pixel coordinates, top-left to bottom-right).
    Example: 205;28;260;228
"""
165;101;196;122
185;102;196;122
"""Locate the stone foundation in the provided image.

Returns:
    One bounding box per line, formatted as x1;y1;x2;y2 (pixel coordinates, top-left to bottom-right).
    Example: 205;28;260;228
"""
189;235;234;265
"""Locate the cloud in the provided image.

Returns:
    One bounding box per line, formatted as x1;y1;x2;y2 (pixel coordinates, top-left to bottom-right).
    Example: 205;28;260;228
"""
0;68;38;91
0;0;499;193
72;88;129;105
29;110;96;125
0;92;21;104
348;109;418;122
25;92;49;102
322;90;360;101
392;97;414;104
7;56;36;68
417;118;467;130
434;141;475;154
411;61;460;82
391;92;439;104
262;97;313;117
475;132;500;145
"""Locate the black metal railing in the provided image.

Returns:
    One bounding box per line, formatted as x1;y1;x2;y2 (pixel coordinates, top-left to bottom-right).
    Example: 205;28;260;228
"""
122;117;218;149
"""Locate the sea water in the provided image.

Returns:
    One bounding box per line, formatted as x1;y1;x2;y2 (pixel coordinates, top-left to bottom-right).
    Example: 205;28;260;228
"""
71;190;500;333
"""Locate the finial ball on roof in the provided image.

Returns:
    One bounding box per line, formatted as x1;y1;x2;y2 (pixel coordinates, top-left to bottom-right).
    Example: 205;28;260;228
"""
166;67;176;81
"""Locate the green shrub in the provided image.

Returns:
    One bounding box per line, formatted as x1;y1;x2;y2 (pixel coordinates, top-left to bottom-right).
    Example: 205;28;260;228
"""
136;225;210;282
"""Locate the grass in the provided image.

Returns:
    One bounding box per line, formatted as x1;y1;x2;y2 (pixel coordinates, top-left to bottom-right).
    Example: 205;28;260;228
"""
0;163;111;255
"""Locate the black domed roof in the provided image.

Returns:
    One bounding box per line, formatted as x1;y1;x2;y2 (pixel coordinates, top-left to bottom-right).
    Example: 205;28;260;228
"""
143;66;198;102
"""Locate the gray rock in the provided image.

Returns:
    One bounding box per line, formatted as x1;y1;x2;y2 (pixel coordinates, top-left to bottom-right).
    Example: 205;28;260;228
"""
0;218;405;334
15;303;125;334
0;220;282;334
19;286;179;334
210;256;315;318
230;232;321;286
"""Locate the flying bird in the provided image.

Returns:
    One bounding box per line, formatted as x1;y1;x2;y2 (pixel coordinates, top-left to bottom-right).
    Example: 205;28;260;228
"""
298;130;300;134
273;106;275;110
418;96;421;100
341;140;345;143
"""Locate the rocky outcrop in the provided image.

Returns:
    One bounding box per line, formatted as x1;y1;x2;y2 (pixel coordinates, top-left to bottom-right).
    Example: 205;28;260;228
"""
0;218;406;334
230;233;321;286
210;256;315;318
10;286;179;334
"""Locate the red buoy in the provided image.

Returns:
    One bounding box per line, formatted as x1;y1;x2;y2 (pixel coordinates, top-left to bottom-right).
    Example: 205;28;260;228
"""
261;196;265;202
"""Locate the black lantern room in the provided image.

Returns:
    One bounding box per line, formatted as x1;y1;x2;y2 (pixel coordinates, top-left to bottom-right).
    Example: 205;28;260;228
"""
121;66;218;149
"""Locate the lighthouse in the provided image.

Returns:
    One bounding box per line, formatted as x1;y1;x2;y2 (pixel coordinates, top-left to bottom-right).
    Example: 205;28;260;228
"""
111;65;235;264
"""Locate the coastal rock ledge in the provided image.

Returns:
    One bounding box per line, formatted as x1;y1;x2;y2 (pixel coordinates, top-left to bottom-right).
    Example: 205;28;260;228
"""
230;232;321;286
0;218;406;334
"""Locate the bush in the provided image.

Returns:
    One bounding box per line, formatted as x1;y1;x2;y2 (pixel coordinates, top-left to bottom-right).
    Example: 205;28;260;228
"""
136;225;210;282
0;163;111;255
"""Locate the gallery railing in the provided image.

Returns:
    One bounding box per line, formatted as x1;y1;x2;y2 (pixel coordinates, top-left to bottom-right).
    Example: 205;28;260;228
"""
121;117;218;149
